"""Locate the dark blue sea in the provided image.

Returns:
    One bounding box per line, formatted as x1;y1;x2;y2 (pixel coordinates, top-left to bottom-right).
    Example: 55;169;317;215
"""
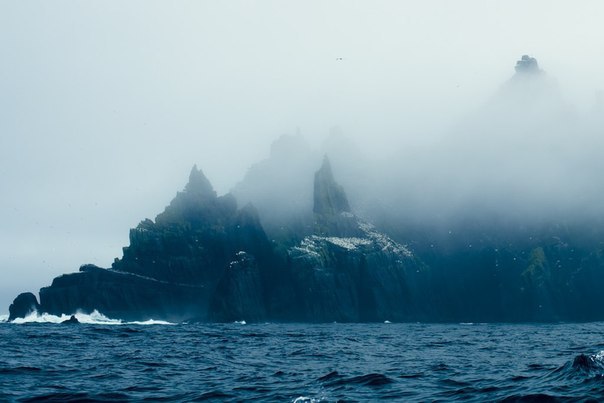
2;314;604;402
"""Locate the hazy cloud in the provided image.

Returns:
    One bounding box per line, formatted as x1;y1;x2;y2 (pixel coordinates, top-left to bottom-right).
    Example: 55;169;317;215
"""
1;1;604;311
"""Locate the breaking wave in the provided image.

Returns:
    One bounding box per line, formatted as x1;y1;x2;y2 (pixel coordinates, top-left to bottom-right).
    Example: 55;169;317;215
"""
7;310;174;325
571;351;604;373
552;350;604;379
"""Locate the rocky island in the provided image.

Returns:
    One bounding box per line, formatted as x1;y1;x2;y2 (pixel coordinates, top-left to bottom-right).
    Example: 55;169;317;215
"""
9;56;604;323
10;155;604;324
9;159;429;322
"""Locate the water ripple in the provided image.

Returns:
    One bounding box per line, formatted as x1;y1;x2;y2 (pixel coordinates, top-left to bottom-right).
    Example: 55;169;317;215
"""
2;322;604;401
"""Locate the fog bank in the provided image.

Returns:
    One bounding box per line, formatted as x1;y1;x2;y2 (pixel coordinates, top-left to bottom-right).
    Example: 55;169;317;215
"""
2;1;604;311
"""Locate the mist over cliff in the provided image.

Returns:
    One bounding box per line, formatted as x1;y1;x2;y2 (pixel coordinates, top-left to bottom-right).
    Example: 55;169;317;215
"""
226;56;604;322
381;55;601;223
3;1;604;314
233;56;604;240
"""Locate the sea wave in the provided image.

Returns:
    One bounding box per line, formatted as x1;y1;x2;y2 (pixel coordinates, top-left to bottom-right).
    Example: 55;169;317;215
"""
2;322;604;401
569;351;604;374
0;314;7;323
8;310;174;325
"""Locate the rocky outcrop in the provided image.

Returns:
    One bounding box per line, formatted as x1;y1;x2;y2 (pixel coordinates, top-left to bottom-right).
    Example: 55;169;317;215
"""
313;157;351;216
111;166;273;288
8;162;430;323
61;315;79;324
8;292;40;321
287;158;430;322
312;158;360;238
22;166;275;322
209;251;267;322
39;264;206;322
514;55;542;74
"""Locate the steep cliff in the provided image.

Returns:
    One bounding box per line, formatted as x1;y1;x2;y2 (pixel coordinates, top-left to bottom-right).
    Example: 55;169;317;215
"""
39;264;204;322
287;158;430;322
8;161;431;323
25;166;275;322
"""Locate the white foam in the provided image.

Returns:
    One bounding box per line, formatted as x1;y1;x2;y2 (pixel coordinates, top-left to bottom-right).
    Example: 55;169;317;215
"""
234;320;246;325
129;319;174;325
0;314;8;323
9;310;174;325
293;397;321;403
384;320;392;324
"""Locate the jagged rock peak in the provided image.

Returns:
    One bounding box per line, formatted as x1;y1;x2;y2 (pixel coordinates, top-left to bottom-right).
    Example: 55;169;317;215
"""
313;156;351;216
185;164;216;198
514;55;542;74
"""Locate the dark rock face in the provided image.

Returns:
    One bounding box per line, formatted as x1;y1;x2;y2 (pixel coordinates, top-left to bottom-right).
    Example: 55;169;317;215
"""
8;163;429;323
314;157;351;216
288;159;430;322
33;166;275;322
209;251;267;322
111;167;273;288
185;164;216;198
288;225;426;322
8;292;40;321
375;212;604;323
312;158;360;238
40;264;206;322
15;154;603;323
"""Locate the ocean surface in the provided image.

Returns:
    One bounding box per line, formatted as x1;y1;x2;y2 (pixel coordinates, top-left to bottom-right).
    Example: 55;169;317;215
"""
2;313;604;402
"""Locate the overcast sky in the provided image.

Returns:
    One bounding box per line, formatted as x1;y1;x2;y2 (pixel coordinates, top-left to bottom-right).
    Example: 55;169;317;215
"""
1;1;604;313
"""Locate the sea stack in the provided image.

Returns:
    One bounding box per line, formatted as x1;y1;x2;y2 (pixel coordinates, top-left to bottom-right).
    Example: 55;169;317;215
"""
8;292;40;321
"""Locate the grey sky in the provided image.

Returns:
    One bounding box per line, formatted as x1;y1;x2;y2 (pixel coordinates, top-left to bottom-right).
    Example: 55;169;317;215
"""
1;1;604;313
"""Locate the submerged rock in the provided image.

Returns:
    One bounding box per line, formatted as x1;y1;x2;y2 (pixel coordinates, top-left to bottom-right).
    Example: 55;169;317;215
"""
61;315;80;324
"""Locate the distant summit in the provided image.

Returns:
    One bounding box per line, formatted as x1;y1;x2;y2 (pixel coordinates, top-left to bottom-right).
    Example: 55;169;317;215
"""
9;55;604;324
231;134;320;242
313;157;351;216
492;54;563;111
184;164;216;198
288;160;429;321
514;55;542;74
